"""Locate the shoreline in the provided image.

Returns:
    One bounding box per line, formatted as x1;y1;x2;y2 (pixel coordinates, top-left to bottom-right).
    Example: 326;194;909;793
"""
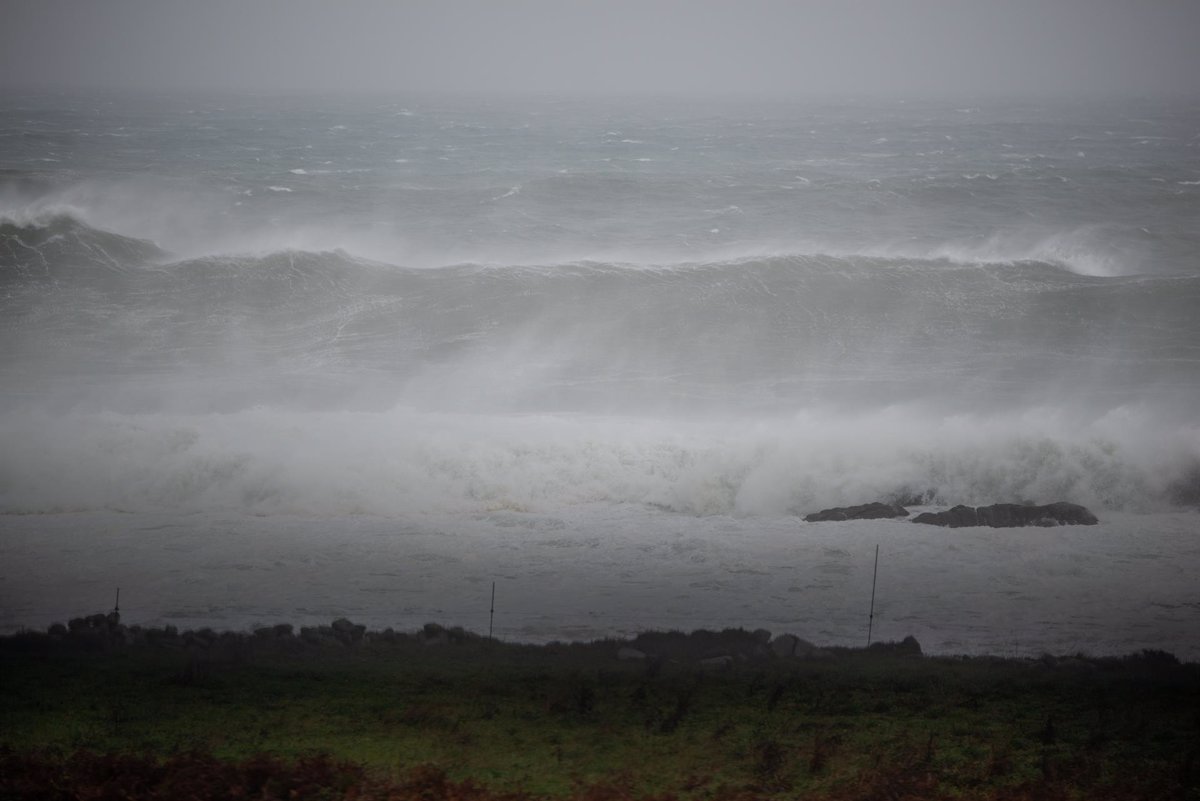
5;610;1196;667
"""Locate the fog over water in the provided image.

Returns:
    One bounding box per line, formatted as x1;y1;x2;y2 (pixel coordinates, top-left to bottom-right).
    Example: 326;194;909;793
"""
1;4;1199;656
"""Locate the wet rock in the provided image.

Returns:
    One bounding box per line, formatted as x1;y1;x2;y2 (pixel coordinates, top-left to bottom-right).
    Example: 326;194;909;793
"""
804;501;909;522
912;504;979;527
1033;502;1099;525
913;502;1097;528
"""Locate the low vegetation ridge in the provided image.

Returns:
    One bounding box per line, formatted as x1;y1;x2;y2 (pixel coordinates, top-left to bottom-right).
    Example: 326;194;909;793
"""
2;614;1198;800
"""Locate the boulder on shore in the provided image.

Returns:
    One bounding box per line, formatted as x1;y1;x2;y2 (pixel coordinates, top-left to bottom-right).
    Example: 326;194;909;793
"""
804;501;909;523
913;502;1098;528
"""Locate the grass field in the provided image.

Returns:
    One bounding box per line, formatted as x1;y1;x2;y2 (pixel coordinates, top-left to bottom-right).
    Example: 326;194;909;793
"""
2;618;1198;799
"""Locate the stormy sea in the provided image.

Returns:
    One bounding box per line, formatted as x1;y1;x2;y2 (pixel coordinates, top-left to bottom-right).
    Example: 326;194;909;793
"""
2;92;1198;657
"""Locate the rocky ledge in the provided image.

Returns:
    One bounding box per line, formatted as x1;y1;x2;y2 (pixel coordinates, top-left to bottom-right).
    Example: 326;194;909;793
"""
804;501;910;522
802;499;1099;528
912;502;1098;528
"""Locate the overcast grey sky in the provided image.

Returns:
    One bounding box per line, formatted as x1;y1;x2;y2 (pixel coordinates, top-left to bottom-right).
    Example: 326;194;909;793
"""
2;0;1198;98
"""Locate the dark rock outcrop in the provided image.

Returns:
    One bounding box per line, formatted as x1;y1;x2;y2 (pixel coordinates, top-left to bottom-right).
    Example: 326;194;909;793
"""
804;501;909;522
912;504;979;527
913;502;1098;528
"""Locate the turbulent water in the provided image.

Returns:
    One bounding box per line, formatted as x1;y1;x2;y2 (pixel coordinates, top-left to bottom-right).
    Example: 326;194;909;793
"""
2;92;1198;655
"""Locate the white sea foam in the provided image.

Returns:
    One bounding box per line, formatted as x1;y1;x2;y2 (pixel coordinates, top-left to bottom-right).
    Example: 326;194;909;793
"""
1;404;1193;518
861;225;1144;277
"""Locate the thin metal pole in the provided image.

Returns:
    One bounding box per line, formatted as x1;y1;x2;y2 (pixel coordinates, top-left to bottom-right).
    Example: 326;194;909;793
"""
489;581;495;639
867;545;879;647
114;587;120;614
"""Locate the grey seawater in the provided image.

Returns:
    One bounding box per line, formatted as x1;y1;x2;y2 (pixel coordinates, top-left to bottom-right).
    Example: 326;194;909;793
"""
1;93;1198;654
2;509;1198;658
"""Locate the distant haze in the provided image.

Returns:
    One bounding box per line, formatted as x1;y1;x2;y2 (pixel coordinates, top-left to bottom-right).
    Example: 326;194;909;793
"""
3;0;1199;98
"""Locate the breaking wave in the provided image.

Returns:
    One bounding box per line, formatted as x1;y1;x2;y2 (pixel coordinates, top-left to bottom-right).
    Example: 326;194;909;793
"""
3;215;1198;519
5;215;1198;416
0;205;1161;279
1;404;1197;517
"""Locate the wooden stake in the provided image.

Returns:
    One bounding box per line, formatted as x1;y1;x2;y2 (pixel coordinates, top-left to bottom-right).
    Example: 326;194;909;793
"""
867;545;879;647
489;581;496;640
114;587;120;614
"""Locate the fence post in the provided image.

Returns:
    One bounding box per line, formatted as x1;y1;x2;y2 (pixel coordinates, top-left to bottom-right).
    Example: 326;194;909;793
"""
867;545;879;647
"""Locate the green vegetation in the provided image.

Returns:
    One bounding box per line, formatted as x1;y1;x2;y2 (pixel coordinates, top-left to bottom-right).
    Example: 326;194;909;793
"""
2;618;1198;800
